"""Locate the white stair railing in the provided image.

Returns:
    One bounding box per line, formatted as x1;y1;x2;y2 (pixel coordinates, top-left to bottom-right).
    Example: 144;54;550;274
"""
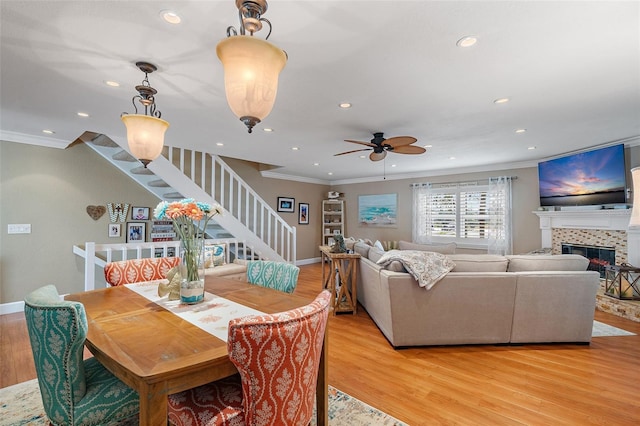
148;147;296;264
74;238;256;291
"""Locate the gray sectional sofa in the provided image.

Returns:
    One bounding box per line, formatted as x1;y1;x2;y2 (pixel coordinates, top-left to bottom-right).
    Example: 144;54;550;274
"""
353;241;600;348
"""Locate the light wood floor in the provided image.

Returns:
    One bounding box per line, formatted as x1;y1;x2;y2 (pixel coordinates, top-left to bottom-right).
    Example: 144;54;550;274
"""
3;263;640;425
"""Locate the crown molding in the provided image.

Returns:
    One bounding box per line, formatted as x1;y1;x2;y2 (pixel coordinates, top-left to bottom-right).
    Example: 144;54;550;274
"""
0;130;71;149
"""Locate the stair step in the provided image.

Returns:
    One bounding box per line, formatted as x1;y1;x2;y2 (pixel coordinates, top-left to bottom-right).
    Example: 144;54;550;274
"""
89;134;119;147
148;179;170;187
163;192;184;199
112;150;137;162
130;166;155;175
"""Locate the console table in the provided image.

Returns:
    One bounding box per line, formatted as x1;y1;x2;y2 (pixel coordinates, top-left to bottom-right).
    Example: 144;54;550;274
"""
319;245;360;314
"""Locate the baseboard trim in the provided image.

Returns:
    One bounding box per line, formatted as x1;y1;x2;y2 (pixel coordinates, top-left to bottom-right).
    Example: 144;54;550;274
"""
0;301;24;315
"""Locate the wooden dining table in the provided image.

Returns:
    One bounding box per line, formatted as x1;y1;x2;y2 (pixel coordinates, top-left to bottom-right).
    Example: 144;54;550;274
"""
65;276;328;426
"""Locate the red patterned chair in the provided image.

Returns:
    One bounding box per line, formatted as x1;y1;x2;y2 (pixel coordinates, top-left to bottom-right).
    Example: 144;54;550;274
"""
167;290;331;426
104;257;181;286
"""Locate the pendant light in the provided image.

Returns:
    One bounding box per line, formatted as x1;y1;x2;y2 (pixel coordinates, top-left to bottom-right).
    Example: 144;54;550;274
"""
217;0;287;133
121;62;169;167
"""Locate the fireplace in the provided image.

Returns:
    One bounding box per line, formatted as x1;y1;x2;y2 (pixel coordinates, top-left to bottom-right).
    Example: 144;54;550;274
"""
562;243;615;278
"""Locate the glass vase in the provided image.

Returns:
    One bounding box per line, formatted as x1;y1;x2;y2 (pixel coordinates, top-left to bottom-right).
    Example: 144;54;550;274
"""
179;237;205;304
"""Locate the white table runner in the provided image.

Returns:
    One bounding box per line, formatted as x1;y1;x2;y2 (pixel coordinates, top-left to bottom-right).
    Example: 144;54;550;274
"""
125;281;264;342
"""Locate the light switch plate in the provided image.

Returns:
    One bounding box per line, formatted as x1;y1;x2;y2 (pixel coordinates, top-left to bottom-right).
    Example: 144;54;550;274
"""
8;224;31;234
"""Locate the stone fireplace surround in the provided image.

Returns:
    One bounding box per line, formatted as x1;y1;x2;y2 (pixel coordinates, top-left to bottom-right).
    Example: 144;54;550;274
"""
534;209;640;322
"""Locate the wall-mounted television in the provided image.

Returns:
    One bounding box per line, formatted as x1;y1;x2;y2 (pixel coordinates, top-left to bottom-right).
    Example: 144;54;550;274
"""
538;144;627;207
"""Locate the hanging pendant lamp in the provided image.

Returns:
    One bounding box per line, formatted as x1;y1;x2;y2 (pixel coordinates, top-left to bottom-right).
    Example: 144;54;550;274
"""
217;0;287;133
121;62;169;167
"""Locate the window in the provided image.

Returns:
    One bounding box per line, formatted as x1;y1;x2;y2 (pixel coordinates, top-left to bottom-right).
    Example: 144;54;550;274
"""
412;178;513;253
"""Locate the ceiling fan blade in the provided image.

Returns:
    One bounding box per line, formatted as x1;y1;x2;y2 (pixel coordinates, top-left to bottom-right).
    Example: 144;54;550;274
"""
370;151;387;161
393;145;427;154
334;148;372;156
383;136;417;147
344;139;377;148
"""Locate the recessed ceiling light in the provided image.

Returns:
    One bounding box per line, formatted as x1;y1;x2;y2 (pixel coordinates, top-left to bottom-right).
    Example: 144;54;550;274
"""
515;128;526;133
42;129;55;134
328;172;333;176
292;147;299;151
423;144;433;148
339;102;352;109
449;156;456;160
456;36;477;48
263;128;274;132
160;10;181;24
494;98;510;104
105;80;120;87
391;164;397;168
313;162;319;166
528;146;536;150
359;155;366;159
77;112;89;117
216;142;224;146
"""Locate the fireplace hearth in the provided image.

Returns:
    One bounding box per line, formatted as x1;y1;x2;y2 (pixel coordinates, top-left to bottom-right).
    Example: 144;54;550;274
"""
562;243;615;278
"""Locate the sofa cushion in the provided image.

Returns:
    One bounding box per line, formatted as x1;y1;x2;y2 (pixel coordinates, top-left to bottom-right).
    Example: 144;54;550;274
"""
343;237;357;250
398;240;457;254
353;242;371;257
373;240;385;251
506;254;588;272
384;260;407;272
368;247;385;263
447;254;509;272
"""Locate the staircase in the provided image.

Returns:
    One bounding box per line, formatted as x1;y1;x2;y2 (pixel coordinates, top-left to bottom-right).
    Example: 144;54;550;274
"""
81;132;296;264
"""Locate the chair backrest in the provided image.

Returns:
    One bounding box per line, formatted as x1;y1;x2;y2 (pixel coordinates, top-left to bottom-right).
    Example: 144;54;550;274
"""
104;256;181;286
227;290;331;425
24;285;88;424
246;260;300;293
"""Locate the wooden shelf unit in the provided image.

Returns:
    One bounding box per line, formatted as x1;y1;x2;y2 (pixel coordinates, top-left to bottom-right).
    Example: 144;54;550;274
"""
322;199;345;246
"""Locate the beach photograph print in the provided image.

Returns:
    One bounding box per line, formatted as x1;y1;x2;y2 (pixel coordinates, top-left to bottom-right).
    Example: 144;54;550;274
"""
359;193;397;227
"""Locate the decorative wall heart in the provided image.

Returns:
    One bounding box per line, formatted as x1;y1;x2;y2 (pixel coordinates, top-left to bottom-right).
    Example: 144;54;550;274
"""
86;205;106;221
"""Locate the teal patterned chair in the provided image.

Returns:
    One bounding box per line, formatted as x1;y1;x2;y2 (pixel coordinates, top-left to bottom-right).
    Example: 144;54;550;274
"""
24;285;139;425
246;260;300;293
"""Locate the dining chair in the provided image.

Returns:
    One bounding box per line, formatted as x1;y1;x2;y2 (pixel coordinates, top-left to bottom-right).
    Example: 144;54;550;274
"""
104;256;181;286
246;260;300;293
167;289;331;426
24;284;139;425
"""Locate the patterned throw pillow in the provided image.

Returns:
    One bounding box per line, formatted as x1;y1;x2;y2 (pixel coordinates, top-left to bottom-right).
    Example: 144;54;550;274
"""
203;244;225;268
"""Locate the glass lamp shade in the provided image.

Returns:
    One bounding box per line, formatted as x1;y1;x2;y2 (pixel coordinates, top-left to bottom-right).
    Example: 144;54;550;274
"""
216;35;287;131
630;167;640;228
121;114;169;165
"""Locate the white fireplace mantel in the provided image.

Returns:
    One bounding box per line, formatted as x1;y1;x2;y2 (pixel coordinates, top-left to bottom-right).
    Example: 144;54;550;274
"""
533;209;640;265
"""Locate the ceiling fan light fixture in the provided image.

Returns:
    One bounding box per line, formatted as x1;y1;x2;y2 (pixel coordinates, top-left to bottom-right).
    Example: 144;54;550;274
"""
370;151;386;161
217;0;287;134
121;61;169;167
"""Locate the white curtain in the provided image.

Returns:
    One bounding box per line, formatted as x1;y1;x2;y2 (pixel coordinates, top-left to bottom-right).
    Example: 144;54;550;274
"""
412;183;432;244
487;176;513;255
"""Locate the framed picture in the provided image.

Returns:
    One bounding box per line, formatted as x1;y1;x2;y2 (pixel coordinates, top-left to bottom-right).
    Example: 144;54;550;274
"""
298;203;309;224
126;222;146;243
108;223;121;238
131;206;150;220
358;193;398;227
277;197;295;213
333;229;341;235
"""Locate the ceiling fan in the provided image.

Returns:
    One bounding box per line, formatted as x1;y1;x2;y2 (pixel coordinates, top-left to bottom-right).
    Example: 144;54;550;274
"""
334;132;426;161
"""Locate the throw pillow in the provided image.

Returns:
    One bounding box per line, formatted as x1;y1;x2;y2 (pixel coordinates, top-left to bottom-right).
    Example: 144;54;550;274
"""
203;243;226;268
398;240;457;254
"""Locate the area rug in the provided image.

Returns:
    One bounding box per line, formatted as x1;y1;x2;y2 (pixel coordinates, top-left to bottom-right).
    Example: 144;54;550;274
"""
592;320;636;337
0;379;407;426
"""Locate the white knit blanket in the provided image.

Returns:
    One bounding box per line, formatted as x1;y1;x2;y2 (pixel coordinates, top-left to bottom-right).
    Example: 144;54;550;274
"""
376;250;456;290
